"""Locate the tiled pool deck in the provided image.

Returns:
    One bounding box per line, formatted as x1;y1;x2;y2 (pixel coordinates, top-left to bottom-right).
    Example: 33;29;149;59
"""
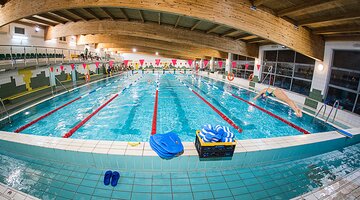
0;128;359;199
1;138;360;200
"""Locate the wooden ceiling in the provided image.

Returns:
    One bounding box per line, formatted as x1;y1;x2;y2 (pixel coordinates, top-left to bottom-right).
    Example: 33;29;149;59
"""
252;0;360;40
20;7;265;43
0;0;359;60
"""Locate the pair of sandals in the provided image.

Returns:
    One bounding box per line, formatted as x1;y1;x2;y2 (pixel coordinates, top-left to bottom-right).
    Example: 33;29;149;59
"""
104;171;120;187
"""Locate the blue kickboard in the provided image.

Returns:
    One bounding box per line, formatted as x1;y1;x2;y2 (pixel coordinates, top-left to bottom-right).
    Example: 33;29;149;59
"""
337;129;353;138
150;132;184;159
151;132;184;154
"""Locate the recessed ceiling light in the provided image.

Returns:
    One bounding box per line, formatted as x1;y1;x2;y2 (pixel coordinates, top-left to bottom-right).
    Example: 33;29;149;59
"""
132;48;137;52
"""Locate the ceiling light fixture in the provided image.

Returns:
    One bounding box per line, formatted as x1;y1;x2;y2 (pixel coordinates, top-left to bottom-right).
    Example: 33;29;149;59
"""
132;48;137;52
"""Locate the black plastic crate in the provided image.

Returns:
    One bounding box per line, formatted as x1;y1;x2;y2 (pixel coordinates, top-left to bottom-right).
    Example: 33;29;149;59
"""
195;130;236;158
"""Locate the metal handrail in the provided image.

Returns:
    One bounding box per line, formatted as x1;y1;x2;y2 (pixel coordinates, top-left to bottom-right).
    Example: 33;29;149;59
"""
0;98;11;123
55;77;70;93
261;65;273;84
326;100;340;122
315;103;327;118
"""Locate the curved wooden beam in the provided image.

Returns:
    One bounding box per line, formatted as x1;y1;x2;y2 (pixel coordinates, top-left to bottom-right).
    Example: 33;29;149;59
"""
109;47;202;60
0;0;323;60
78;35;227;58
46;20;257;58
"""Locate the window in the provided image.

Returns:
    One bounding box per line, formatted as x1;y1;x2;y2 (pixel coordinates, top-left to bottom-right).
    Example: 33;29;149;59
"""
326;50;360;114
59;37;67;42
261;50;315;96
14;27;25;35
232;55;255;79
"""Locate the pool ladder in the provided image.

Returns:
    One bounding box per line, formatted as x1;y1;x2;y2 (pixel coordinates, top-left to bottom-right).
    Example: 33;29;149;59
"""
0;98;11;123
315;100;340;122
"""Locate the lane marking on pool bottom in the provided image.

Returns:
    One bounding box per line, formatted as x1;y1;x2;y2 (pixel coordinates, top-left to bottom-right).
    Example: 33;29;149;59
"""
195;76;310;135
14;76;125;133
63;75;143;138
175;77;242;133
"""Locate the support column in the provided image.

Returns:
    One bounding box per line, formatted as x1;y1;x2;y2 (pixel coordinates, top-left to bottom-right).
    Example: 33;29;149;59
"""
225;53;232;74
210;57;215;72
71;66;77;83
200;59;203;70
253;58;261;82
50;69;56;86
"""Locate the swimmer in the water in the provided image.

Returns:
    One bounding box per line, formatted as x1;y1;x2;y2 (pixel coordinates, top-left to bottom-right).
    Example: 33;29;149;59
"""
254;88;303;117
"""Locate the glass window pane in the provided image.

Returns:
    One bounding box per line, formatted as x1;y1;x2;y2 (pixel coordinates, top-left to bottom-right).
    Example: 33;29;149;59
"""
264;51;277;62
247;64;254;71
326;86;356;112
262;63;275;73
276;63;293;76
329;70;360;91
277;50;295;62
295;53;315;64
294;64;314;80
291;79;311;96
274;76;291;90
333;50;360;70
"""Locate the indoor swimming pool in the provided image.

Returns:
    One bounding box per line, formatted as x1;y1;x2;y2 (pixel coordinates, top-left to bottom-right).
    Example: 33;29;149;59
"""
0;72;336;142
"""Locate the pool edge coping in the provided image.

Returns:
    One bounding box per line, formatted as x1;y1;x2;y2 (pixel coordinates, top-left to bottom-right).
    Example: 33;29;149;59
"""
0;128;359;157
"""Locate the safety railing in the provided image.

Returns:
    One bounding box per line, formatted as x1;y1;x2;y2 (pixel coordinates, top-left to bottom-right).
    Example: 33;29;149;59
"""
0;98;11;123
326;100;340;122
0;45;84;68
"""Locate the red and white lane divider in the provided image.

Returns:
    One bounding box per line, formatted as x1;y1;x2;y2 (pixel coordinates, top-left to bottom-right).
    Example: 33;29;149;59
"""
14;76;125;133
176;77;243;133
195;76;310;135
151;76;160;135
63;75;143;138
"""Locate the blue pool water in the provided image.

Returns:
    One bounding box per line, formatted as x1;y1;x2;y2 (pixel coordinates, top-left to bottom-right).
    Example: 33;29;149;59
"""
0;141;359;199
0;72;336;141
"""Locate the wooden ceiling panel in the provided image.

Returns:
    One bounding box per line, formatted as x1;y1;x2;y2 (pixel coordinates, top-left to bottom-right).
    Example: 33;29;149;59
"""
160;13;178;25
141;10;158;22
195;20;214;31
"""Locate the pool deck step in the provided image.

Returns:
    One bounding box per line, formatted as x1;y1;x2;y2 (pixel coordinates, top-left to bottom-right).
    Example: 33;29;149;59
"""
0;183;39;200
293;169;360;200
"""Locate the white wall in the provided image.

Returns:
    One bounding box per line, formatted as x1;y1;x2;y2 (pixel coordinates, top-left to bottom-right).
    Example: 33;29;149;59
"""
0;23;84;50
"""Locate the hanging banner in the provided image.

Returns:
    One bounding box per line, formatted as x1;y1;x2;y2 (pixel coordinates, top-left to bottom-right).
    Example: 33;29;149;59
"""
124;60;129;66
60;65;64;71
70;64;75;70
139;59;145;66
187;60;193;66
49;67;54;72
171;59;177;66
109;60;114;67
245;64;249;70
232;61;237;68
95;62;100;68
82;63;87;69
257;64;261;70
155;59;161;66
203;60;209;68
218;61;223;68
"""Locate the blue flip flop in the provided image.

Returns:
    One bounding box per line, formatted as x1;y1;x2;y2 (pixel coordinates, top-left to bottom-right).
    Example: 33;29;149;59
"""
111;171;120;187
104;170;112;186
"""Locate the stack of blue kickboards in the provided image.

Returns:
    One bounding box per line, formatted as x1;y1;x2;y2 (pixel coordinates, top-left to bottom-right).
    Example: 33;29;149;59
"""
150;132;184;159
199;124;235;142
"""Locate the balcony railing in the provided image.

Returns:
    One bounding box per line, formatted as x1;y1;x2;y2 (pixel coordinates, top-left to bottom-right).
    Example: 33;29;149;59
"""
0;45;84;69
